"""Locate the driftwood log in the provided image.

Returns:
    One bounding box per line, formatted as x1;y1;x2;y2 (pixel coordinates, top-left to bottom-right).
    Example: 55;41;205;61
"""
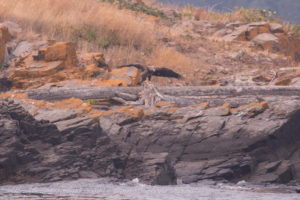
10;85;300;106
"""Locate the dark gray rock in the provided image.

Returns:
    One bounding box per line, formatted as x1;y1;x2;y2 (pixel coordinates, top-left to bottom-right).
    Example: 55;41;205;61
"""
0;98;125;184
0;74;12;92
1;94;300;186
100;97;300;185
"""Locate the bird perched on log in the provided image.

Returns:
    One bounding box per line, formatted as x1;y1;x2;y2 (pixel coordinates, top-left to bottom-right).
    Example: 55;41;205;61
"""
115;64;183;84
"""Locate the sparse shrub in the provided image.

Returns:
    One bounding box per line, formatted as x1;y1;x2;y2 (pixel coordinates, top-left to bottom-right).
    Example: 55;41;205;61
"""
200;35;207;40
98;34;122;49
144;47;153;56
292;25;300;36
86;99;100;105
71;25;97;43
173;11;182;19
185;34;193;40
104;0;167;19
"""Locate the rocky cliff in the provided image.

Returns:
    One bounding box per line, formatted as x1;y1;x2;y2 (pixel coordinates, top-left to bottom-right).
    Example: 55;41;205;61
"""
1;86;300;185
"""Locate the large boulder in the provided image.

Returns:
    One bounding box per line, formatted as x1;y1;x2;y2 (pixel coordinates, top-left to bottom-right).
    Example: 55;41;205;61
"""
252;33;279;51
104;67;142;86
222;22;270;41
252;32;300;62
246;22;271;40
44;42;78;66
270;23;284;33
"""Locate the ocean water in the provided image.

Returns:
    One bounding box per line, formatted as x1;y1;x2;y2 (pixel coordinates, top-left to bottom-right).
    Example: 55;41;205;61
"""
0;178;299;200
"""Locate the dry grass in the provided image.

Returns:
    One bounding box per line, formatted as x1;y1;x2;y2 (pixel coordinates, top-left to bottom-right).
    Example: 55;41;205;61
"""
147;46;197;74
0;0;158;44
0;0;169;65
0;0;293;87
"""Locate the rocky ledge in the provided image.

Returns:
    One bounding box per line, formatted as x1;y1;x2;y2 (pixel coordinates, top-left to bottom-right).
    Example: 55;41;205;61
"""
1;85;300;186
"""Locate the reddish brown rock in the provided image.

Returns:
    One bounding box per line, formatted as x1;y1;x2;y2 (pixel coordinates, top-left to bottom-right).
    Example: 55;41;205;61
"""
252;33;279;51
105;67;141;86
247;22;271;40
0;25;11;65
275;77;292;86
44;42;78;66
0;25;11;43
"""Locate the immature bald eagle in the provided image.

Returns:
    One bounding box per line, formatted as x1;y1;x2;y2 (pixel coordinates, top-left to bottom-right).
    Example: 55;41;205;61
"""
115;64;182;84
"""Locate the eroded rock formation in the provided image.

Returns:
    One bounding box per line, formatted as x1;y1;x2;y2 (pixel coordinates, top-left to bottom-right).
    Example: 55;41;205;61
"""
1;85;300;185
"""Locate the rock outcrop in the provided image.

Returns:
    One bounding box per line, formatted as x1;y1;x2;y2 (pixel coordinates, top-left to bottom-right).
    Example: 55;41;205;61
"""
0;98;127;184
1;85;300;185
220;22;300;62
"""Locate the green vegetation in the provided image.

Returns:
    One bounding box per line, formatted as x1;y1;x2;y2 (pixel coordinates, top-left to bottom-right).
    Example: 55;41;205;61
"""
86;99;101;105
185;33;193;40
288;24;300;37
104;0;168;19
71;25;123;49
99;36;122;49
71;25;97;42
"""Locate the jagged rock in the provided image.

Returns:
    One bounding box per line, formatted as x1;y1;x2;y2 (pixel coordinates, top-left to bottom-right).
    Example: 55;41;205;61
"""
1;89;300;185
0;98;126;184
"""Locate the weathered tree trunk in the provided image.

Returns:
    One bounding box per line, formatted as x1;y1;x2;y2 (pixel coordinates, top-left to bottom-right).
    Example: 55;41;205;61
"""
23;87;140;101
10;85;300;106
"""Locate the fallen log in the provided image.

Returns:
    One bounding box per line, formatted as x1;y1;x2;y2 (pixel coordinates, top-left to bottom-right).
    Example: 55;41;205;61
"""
11;86;300;100
7;85;300;108
23;87;140;101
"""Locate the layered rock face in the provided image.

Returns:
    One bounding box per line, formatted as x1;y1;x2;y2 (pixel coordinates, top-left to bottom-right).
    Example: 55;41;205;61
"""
0;99;125;184
1;92;300;185
99;96;300;185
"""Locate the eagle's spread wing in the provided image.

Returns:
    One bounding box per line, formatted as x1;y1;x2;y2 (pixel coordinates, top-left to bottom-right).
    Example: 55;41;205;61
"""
151;67;182;79
115;64;146;71
114;64;183;83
